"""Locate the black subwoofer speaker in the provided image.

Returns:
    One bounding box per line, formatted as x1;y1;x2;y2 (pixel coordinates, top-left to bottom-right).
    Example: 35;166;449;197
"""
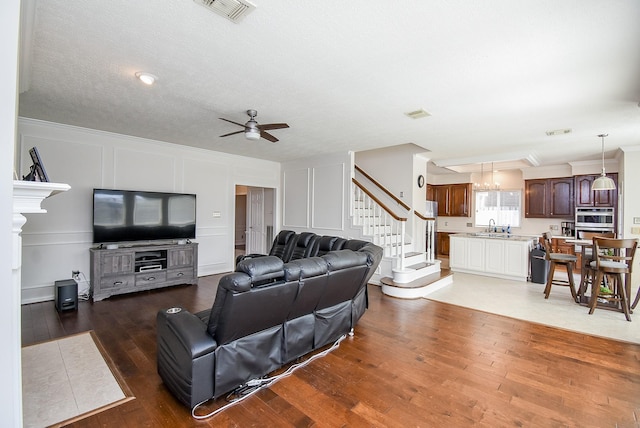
55;279;78;312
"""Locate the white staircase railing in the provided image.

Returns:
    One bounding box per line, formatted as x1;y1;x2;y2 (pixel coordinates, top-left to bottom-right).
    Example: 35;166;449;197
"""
352;165;437;273
414;211;436;264
352;178;407;267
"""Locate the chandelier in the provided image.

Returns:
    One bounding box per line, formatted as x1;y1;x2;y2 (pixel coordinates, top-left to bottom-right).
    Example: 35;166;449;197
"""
474;162;500;190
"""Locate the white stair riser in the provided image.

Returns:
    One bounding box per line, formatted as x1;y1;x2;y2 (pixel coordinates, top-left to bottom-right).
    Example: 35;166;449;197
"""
381;276;454;299
391;262;441;283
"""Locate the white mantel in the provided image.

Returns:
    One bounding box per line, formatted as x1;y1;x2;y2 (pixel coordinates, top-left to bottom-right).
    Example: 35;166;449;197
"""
13;180;70;273
12;180;69;427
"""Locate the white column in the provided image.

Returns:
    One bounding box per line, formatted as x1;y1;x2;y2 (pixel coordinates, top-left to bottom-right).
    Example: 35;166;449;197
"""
12;181;69;426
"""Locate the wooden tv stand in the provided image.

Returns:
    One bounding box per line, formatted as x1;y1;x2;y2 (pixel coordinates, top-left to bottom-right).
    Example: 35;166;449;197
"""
89;242;198;302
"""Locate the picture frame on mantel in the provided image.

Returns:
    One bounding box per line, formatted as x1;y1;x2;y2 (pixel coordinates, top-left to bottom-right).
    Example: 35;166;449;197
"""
22;146;49;182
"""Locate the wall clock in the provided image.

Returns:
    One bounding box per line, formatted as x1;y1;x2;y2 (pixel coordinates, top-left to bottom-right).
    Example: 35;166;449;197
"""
417;175;425;188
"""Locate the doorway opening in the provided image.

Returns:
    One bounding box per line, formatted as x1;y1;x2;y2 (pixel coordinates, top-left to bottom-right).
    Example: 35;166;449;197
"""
235;185;276;260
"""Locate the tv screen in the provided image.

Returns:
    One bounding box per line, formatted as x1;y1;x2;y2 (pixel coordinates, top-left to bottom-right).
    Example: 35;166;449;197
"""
93;189;196;244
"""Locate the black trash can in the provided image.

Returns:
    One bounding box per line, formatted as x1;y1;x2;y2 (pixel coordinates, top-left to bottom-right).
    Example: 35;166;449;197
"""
530;245;548;284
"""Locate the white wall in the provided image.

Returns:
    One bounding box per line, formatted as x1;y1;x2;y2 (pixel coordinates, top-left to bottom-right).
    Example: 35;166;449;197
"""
2;0;23;425
17;118;281;303
281;151;361;238
620;147;640;272
355;144;421;203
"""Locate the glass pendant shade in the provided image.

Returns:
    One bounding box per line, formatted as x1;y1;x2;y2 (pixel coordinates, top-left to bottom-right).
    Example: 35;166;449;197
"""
591;133;616;191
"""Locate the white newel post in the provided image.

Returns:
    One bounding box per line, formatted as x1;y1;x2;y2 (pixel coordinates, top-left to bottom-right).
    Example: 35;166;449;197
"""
12;181;70;426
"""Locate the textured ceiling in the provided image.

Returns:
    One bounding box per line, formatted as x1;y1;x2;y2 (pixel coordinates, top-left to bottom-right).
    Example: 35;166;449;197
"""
18;0;640;171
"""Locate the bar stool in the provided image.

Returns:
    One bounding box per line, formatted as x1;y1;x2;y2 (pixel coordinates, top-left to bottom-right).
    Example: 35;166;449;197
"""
542;232;578;302
577;231;615;297
588;237;638;322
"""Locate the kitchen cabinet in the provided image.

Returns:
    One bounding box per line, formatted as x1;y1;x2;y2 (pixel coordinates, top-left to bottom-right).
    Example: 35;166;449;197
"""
524;177;574;218
449;234;535;281
484;239;505;274
551;237;575;255
449;236;468;269
431;183;471;217
574;173;618;207
436;232;451;256
426;184;435;202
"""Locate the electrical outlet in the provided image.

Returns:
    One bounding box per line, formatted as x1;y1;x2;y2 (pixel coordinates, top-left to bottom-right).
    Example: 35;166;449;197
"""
72;270;80;277
550;225;558;231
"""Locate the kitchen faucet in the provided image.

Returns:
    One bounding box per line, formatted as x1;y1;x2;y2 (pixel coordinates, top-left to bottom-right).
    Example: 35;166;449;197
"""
488;218;496;233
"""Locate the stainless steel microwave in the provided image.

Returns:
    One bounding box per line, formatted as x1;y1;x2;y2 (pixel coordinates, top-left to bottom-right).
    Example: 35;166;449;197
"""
575;207;615;228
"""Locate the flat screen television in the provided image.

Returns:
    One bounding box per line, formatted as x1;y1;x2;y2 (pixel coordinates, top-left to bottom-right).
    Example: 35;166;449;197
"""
93;189;196;244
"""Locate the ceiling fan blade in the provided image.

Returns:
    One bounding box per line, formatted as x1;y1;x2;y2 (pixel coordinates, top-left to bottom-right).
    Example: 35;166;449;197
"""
258;123;289;131
219;118;246;128
219;130;244;138
260;131;279;143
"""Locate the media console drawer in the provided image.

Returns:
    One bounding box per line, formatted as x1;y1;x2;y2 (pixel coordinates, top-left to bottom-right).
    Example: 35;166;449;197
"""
90;242;198;302
100;274;134;290
136;271;168;286
167;269;194;282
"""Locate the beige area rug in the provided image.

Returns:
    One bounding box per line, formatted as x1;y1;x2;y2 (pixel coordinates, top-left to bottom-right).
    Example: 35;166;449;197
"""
424;272;640;345
22;331;134;428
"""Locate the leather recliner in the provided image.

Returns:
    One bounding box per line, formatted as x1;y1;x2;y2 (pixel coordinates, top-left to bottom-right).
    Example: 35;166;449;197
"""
157;238;383;409
235;229;296;264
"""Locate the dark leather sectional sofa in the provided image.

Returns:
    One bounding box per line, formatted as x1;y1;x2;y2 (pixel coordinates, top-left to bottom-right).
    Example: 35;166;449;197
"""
156;232;383;408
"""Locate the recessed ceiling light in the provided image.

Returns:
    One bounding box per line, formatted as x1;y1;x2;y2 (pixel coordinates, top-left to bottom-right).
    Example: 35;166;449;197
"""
135;71;157;85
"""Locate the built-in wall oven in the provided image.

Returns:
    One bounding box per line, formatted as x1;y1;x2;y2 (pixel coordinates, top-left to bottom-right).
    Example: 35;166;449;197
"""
574;207;615;239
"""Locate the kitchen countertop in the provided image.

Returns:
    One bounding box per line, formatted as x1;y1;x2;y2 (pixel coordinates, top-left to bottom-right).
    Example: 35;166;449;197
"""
451;233;538;242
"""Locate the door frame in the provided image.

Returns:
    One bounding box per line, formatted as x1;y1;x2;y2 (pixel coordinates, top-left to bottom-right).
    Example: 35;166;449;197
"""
234;185;276;258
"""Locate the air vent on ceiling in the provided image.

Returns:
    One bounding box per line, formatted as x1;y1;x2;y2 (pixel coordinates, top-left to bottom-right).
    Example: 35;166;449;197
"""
194;0;256;23
545;128;572;136
404;108;431;119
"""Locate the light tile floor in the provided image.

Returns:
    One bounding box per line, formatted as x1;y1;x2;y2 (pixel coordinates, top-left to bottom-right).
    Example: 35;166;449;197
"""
425;271;640;344
22;332;126;428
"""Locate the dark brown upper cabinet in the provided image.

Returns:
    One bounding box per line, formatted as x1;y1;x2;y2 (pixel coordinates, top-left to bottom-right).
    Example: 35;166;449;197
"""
574;173;618;207
525;177;574;218
431;183;471;217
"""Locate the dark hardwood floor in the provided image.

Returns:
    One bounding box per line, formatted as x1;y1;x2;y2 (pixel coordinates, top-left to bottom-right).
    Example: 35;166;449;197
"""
22;275;640;427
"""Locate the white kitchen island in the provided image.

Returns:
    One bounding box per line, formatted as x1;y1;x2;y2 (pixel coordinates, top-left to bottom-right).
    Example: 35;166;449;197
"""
449;233;537;282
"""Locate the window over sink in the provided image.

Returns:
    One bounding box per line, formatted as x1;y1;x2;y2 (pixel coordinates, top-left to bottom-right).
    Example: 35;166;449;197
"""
475;190;522;228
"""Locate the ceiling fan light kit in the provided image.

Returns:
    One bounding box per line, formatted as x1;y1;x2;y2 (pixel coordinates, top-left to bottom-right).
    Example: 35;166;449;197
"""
245;128;260;140
592;133;616;191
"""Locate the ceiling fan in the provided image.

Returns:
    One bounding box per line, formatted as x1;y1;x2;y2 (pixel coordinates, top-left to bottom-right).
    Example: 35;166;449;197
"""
219;109;289;143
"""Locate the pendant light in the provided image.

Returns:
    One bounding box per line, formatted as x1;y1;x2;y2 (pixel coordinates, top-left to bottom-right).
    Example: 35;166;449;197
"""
591;133;616;191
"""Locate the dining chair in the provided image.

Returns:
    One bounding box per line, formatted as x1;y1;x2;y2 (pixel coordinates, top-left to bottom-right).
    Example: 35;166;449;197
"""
577;231;615;297
632;285;640;311
542;232;578;302
588;237;638;322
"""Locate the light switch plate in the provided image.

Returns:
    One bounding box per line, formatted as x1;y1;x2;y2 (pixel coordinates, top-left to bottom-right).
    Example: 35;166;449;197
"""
634;217;640;224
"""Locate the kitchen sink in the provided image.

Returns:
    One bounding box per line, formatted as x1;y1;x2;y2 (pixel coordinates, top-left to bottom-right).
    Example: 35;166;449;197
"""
470;232;510;238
